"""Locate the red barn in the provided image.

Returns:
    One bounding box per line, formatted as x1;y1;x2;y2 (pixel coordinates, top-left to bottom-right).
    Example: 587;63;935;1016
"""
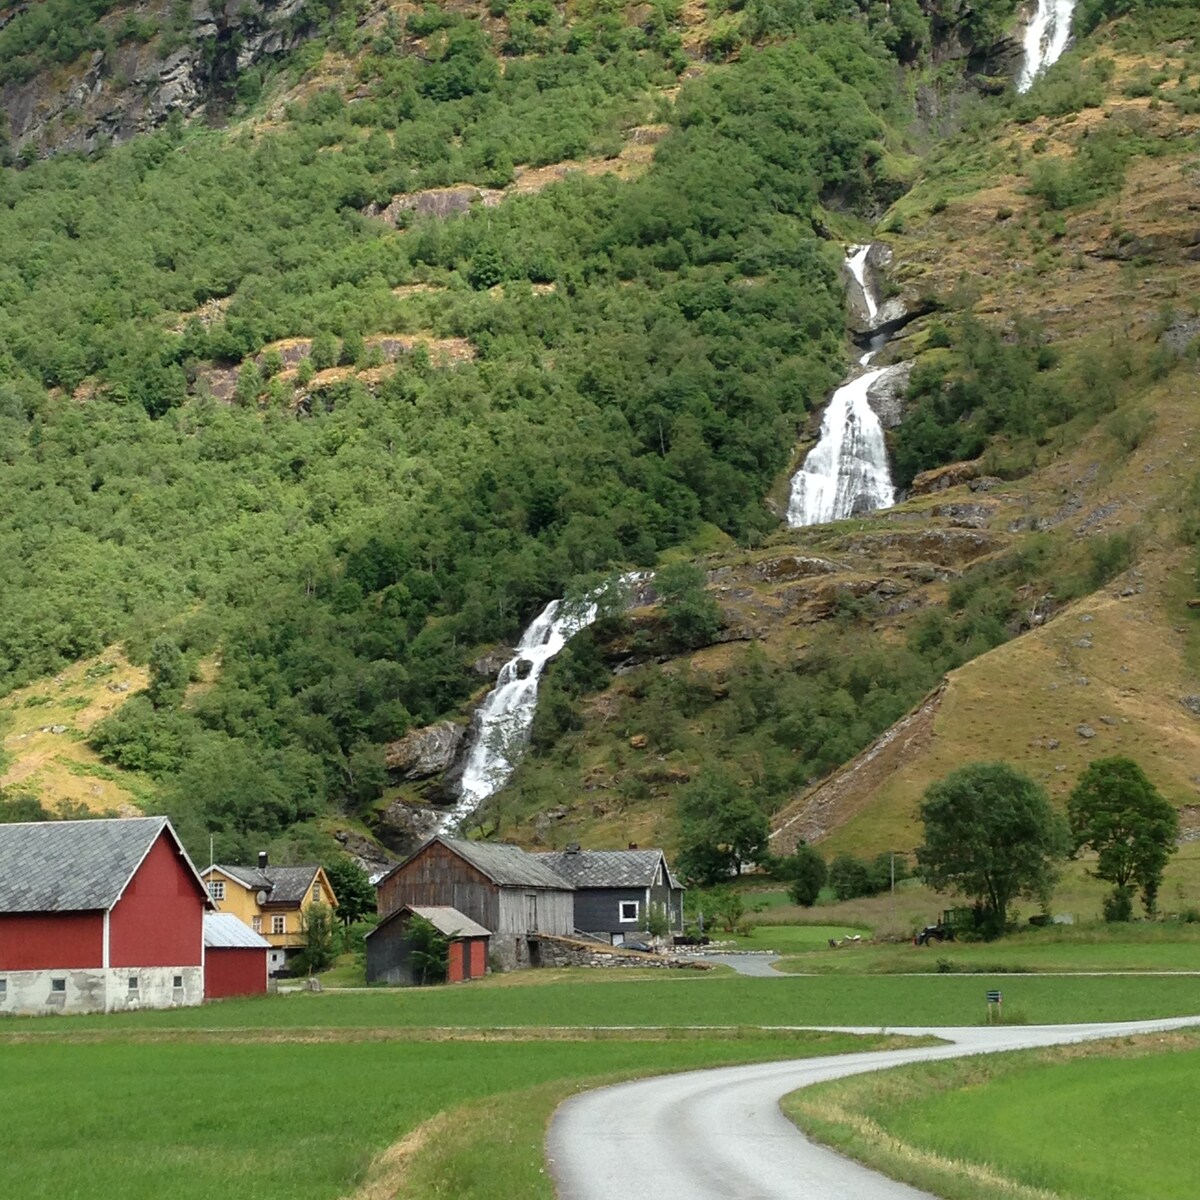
0;816;210;1016
203;913;271;999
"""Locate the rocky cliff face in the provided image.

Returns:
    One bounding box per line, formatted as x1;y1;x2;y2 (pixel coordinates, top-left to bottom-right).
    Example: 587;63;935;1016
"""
2;0;310;159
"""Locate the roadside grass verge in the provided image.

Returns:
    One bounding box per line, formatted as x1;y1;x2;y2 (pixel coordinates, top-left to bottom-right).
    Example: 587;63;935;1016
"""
8;972;1200;1036
783;1029;1200;1200
0;1029;908;1200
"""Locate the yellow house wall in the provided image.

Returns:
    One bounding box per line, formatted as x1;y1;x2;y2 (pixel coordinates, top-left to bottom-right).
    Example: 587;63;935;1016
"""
201;867;337;951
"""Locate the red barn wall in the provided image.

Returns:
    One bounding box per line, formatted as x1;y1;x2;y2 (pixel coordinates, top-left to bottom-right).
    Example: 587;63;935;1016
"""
205;947;267;999
0;912;103;970
110;833;205;968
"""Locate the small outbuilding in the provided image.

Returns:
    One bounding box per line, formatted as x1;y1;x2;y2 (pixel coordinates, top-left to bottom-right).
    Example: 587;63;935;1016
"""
365;904;490;986
203;912;271;999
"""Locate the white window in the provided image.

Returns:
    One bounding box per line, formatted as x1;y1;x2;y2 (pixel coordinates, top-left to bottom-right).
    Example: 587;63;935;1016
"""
173;975;184;989
251;916;262;934
127;976;138;991
50;978;66;993
272;914;286;935
208;880;225;901
0;979;7;995
311;880;321;903
619;901;639;923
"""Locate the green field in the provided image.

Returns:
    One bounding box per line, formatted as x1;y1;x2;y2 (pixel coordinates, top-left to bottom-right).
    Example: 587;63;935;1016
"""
786;1030;1200;1200
0;1024;901;1199
12;969;1200;1034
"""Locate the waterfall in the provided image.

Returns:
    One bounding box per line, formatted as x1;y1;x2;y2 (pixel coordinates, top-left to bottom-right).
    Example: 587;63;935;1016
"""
1017;0;1076;93
439;574;642;830
786;248;897;528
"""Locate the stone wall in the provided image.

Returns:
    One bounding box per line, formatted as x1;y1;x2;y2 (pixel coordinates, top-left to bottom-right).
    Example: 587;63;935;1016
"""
534;935;709;971
0;965;204;1015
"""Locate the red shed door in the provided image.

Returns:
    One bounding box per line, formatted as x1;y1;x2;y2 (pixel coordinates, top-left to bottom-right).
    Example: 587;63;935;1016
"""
448;940;465;983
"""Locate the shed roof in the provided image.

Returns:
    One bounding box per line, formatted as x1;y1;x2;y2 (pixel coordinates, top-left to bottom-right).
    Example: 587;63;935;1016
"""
536;848;682;891
379;836;573;891
380;904;491;939
204;912;272;949
0;816;206;914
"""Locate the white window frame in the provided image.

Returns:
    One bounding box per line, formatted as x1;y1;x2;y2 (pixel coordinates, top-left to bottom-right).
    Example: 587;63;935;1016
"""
0;978;7;995
271;914;287;935
127;975;139;992
619;900;639;923
50;978;66;993
251;916;263;934
208;880;225;901
173;975;184;989
311;880;321;903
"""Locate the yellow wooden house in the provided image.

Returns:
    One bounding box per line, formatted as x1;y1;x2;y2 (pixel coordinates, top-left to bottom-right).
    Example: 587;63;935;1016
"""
202;853;338;975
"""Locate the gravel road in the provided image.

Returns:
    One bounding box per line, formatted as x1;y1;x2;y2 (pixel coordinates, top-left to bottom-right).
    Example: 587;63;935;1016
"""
545;1016;1200;1199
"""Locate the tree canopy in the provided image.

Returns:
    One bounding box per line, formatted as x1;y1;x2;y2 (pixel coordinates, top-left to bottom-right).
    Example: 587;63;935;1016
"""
1068;756;1178;919
917;761;1069;937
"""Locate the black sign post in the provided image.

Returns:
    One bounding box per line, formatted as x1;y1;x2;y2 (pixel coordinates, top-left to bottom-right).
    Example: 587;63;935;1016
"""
986;989;1003;1023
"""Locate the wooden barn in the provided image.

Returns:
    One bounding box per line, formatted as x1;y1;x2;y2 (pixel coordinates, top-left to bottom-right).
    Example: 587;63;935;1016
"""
365;904;490;985
203;912;271;999
0;816;210;1016
375;836;573;969
536;846;685;945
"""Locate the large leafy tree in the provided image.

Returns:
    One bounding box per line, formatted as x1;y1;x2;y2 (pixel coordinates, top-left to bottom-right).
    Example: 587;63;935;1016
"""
323;855;377;925
1068;756;1178;919
917;762;1069;938
676;767;769;886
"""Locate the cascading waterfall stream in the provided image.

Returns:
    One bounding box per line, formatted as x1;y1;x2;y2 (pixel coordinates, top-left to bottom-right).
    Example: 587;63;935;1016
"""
786;246;897;528
1017;0;1077;93
440;574;643;831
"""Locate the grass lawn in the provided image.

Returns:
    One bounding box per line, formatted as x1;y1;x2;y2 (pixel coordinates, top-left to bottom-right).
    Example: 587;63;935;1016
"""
11;970;1200;1035
774;923;1200;975
0;1025;903;1199
785;1029;1200;1200
719;923;871;952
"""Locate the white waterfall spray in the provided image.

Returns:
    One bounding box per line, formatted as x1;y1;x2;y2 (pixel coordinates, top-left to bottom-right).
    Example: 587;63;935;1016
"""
786;247;897;528
1017;0;1077;93
440;574;642;830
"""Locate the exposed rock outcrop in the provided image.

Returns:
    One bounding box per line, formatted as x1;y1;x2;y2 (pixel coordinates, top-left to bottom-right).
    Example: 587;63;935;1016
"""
384;721;467;780
3;0;310;160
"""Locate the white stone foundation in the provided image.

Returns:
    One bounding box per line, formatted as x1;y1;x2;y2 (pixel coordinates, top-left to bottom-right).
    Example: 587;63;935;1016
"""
0;966;204;1016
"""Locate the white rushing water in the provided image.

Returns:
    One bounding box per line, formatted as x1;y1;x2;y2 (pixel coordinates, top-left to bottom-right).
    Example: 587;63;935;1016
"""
440;575;641;830
1017;0;1076;93
786;248;896;528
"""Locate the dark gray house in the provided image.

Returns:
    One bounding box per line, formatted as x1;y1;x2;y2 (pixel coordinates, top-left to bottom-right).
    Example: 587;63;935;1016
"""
535;847;684;945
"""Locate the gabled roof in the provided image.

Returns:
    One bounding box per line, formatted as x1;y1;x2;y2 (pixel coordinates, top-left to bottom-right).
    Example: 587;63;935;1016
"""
204;912;272;949
379;835;573;891
367;904;491;940
0;816;208;914
208;863;330;907
535;848;682;891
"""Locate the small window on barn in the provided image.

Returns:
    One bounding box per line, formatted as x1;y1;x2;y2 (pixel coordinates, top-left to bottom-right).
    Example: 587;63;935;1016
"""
311;880;321;903
128;976;138;992
0;979;7;996
50;978;66;993
173;975;184;989
619;901;639;923
272;915;286;935
251;916;262;934
208;880;225;901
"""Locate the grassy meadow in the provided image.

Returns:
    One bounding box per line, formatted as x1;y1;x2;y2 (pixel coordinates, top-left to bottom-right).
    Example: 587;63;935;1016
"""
786;1029;1200;1200
0;1020;904;1200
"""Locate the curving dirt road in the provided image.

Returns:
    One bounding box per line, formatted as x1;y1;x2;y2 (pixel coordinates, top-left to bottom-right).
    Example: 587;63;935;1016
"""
545;1017;1200;1199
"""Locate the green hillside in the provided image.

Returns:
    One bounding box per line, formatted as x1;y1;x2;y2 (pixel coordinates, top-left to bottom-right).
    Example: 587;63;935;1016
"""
2;0;1198;876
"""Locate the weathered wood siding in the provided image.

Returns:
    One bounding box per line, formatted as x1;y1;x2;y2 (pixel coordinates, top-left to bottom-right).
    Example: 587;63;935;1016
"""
377;841;499;931
496;887;574;937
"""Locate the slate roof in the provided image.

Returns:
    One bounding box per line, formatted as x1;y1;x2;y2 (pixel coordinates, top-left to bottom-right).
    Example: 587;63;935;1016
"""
210;863;326;906
536;848;681;891
204;912;272;949
367;904;491;940
438;837;573;890
0;816;204;914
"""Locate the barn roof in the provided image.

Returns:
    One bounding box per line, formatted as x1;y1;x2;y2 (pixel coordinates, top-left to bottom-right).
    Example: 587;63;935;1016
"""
438;837;573;890
0;816;207;914
378;835;573;891
535;848;681;891
204;912;272;949
366;904;491;940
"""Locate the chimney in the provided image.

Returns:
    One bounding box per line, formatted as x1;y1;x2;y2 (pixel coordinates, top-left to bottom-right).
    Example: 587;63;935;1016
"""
258;851;268;870
565;842;581;855
627;842;638;850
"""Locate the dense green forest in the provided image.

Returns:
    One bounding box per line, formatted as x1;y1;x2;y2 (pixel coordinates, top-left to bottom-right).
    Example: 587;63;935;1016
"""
0;0;922;856
3;0;1195;861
